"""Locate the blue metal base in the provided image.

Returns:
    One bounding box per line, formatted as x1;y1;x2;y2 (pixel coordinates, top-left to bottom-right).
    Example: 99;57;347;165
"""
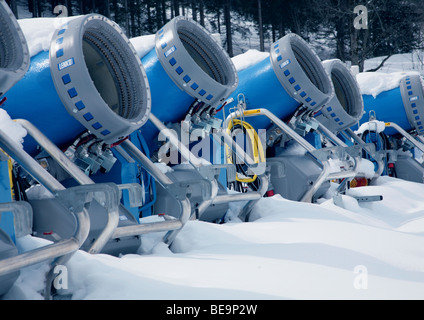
0;160;14;242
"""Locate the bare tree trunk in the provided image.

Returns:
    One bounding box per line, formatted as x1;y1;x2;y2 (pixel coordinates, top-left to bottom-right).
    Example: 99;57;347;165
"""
146;0;153;33
278;20;283;39
161;0;167;24
37;0;42;17
191;0;197;22
174;0;179;16
199;0;205;27
156;0;162;29
9;0;18;18
124;0;130;36
217;9;221;34
258;0;264;51
359;27;370;72
350;28;359;67
170;0;175;18
112;0;118;22
224;0;233;57
130;0;136;36
104;0;110;17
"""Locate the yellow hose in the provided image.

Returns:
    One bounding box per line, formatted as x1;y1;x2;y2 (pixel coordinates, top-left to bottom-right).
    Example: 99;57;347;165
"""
226;118;265;183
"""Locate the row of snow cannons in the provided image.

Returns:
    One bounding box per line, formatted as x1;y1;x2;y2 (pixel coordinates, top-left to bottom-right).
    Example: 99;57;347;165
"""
0;0;423;298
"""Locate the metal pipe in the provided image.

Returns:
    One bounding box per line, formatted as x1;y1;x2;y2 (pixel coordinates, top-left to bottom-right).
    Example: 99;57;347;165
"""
344;128;385;179
119;140;174;186
300;161;331;203
120;139;192;244
0;129;65;193
193;179;219;219
163;198;191;245
224;109;362;203
15;119;94;185
0;204;90;277
211;190;263;205
148;113;205;169
14;119;119;255
238;174;269;221
317;122;348;147
112;219;182;238
224;109;317;154
385;122;424;153
416;135;424;145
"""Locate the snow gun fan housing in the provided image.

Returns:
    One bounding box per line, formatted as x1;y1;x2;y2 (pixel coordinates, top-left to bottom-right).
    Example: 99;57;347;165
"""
0;0;29;97
358;74;424;136
139;16;238;152
3;14;151;153
218;33;333;131
315;59;364;132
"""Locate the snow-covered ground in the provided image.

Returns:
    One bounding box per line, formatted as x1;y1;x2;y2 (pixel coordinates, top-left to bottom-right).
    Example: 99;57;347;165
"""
4;176;424;300
3;16;424;301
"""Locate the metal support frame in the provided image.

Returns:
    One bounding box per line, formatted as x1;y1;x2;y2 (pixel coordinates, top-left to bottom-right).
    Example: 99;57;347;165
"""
223;108;361;203
14;119;121;254
118;140;191;244
0;184;93;278
147;112;269;221
0;125;148;280
384;122;424;153
0;201;33;239
15;119;189;248
343;128;386;180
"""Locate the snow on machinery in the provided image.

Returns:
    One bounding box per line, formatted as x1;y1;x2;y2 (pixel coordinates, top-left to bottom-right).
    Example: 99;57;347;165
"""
216;34;373;208
0;4;161;297
0;0;30;296
0;10;266;298
0;9;236;297
0;0;111;297
0;1;402;298
351;72;424;184
131;16;268;223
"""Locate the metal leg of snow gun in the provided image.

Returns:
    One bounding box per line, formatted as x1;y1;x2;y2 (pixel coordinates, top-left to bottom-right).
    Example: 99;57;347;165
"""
224;108;364;204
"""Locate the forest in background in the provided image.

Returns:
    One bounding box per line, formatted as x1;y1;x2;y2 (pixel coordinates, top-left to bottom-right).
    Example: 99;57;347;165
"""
5;0;424;71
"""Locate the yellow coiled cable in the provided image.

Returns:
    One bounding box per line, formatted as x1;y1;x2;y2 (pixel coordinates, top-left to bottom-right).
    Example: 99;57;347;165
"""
226;118;265;183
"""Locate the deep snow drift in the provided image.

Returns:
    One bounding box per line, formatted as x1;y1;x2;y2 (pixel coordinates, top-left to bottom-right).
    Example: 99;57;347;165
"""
2;17;424;300
4;176;424;300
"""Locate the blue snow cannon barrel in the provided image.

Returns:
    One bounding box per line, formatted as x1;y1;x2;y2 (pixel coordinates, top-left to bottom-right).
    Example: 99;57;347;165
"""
2;14;151;154
315;59;364;132
216;33;334;131
356;74;424;136
138;16;238;153
0;0;29;97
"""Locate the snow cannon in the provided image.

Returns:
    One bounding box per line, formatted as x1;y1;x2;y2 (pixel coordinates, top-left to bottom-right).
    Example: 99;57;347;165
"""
139;16;238;153
0;0;29;97
217;33;333;132
221;44;368;203
0;0;29;297
315;59;363;133
353;73;424;183
357;73;424;136
2;14;151;155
